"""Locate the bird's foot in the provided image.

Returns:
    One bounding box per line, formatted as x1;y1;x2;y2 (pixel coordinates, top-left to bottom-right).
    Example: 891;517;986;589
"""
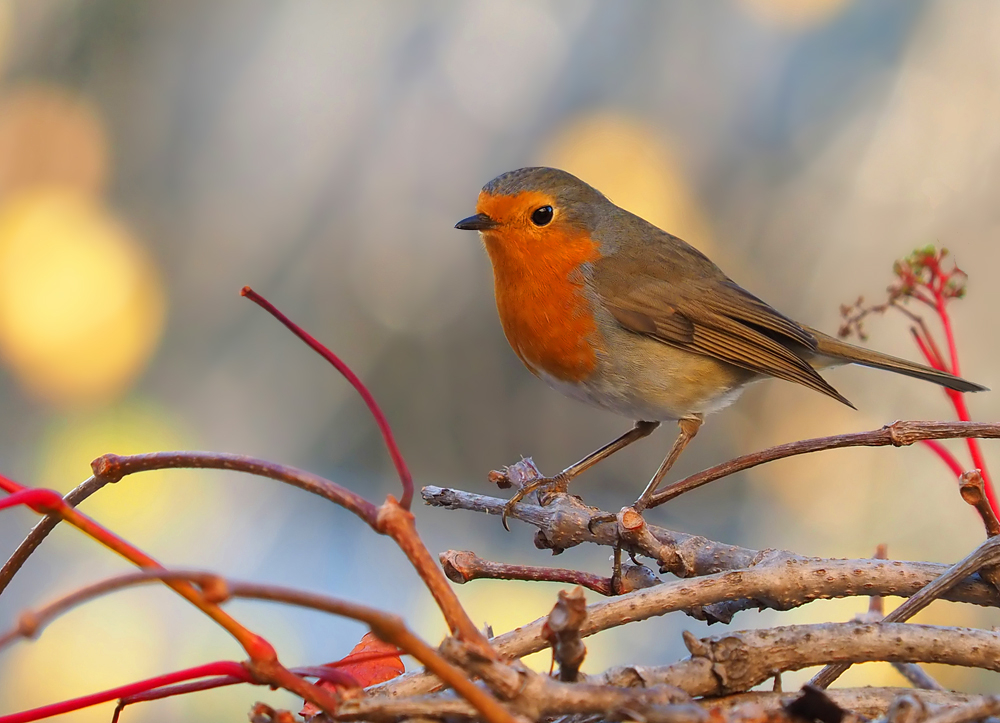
500;473;570;531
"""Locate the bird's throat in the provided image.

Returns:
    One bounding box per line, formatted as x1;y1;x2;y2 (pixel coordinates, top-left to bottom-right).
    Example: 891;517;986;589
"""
484;229;603;383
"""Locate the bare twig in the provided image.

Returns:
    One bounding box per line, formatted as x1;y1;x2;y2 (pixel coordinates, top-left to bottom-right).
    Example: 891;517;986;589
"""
92;452;379;526
0;568;517;723
0;475;109;596
920;696;1000;723
0;475;342;715
649;421;1000;508
811;534;1000;688
543;587;587;682
86;454;490;656
440;637;693;723
376;548;1000;700
859;545;944;691
422;487;1000;606
240;287;413;510
346;688;989;722
960;470;1000;537
713;688;983;719
440;550;659;596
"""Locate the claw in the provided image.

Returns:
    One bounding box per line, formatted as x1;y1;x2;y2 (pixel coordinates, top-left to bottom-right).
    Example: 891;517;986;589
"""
499;474;567;531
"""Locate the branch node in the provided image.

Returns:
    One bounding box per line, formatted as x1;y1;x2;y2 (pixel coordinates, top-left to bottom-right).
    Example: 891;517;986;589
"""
960;470;1000;538
542;587;587;682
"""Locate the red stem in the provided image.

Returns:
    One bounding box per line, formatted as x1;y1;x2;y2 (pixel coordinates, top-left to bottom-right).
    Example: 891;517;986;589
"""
115;659;379;710
931;287;997;514
935;289;961;376
910;327;945;371
0;662;249;723
241;287;413;510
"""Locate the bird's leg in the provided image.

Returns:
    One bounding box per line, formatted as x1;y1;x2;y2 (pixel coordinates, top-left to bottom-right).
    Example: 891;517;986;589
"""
501;421;659;530
632;415;703;512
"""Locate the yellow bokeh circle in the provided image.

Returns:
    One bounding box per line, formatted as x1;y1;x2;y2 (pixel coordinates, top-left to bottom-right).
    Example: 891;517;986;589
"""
0;189;166;405
541;112;713;254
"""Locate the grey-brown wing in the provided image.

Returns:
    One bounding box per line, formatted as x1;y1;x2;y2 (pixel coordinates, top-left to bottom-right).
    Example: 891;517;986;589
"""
593;245;854;407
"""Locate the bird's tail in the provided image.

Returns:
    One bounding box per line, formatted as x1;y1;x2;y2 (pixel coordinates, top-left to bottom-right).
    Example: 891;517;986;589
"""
807;328;989;393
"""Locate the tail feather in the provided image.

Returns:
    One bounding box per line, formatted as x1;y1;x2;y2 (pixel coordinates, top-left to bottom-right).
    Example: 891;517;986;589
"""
808;328;989;394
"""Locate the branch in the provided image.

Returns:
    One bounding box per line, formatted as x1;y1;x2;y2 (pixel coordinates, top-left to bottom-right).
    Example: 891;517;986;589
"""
355;686;996;722
23;451;488;655
649;421;1000;507
422;487;999;605
960;470;1000;537
619;622;1000;697
240;287;413;510
376;545;1000;699
921;696;1000;723
439;637;692;723
542;587;587;681
0;475;109;596
92;452;379;526
0;569;517;723
811;533;1000;687
440;550;659;596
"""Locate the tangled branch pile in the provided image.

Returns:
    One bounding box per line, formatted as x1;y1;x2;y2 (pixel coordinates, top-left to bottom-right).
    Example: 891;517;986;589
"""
0;265;998;723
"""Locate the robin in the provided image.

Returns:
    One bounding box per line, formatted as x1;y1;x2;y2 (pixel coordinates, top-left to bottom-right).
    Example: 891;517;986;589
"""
456;167;987;528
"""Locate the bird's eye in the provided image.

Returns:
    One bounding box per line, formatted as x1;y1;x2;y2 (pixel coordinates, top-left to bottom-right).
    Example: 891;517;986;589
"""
530;205;554;226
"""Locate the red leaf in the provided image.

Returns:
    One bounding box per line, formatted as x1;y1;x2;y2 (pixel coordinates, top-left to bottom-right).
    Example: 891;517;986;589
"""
300;632;404;718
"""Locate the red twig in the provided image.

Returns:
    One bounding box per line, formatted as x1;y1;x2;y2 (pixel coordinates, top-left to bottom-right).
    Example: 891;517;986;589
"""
0;661;250;723
840;246;995;514
0;476;342;715
241;286;413;510
111;660;384;721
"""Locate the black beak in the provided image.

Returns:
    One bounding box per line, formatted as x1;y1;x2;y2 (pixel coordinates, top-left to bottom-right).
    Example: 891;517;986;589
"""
455;213;498;231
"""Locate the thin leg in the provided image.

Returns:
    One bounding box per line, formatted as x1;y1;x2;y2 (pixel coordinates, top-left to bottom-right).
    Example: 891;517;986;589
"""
632;415;703;512
501;420;660;530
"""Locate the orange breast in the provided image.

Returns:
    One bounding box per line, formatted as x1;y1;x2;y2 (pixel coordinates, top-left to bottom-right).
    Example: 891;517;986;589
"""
480;200;602;383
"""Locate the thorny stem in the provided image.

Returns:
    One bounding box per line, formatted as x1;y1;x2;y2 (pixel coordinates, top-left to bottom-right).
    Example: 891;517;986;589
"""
241;286;413;510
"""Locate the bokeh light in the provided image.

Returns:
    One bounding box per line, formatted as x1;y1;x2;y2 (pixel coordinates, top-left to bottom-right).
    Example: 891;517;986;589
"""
0;189;165;406
1;594;168;723
0;84;109;199
541;113;714;253
35;400;208;546
738;0;853;30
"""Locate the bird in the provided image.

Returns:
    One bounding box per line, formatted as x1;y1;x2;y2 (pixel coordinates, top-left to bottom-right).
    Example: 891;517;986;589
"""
455;167;987;528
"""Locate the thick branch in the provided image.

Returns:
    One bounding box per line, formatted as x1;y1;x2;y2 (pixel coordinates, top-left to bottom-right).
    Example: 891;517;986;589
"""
345;688;991;722
616;622;1000;697
375;550;1000;699
812;534;1000;688
422;487;999;606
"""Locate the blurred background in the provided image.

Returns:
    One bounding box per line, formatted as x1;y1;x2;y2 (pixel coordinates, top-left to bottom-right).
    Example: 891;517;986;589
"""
1;0;1000;719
